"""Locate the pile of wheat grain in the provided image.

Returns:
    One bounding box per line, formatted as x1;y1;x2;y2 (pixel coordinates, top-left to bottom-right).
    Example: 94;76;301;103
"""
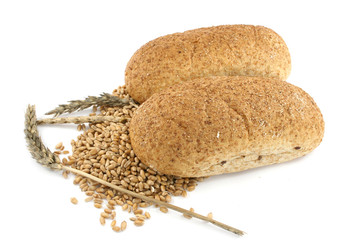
61;86;204;231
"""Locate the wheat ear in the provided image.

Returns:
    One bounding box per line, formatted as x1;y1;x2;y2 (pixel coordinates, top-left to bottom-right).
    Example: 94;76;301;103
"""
24;105;62;170
45;93;135;117
25;104;245;235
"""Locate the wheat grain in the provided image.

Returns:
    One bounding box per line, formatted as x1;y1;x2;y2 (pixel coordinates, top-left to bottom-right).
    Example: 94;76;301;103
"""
135;214;146;221
94;203;102;209
107;204;115;210
100;216;105;225
112;226;121;232
55;142;63;150
70;197;78;204
134;220;144;227
120;221;127;231
160;206;168;213
111;220;116;227
134;209;143;215
104;208;112;214
181;190;187;198
85;196;93;202
122;204;128;211
111;211;116;220
94;198;103;204
101;212;110;219
62;171;68;179
183;208;194;219
85;191;94;196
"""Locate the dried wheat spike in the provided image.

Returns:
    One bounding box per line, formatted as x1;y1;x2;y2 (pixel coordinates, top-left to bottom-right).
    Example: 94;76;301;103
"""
24;105;61;170
45;93;135;117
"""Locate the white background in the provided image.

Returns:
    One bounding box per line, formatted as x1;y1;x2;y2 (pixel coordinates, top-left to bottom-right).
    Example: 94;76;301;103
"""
1;1;359;239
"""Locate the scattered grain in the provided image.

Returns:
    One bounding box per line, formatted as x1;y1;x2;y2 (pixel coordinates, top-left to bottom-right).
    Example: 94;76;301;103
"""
165;195;172;203
94;198;103;204
134;220;144;226
120;221;127;231
94;203;102;209
112;226;121;232
121;203;128;211
181;190;187;198
70;197;78;205
62;158;68;165
183;207;194;219
104;208;112;214
134;209;143;215
111;220;117;227
85;191;94;196
107;203;115;210
100;216;105;225
101;212;110;219
136;214;146;221
62;170;68;179
159;206;168;213
139;202;150;208
55;142;63;150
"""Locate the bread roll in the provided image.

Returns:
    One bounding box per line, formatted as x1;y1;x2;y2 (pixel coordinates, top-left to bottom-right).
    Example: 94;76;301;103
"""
129;76;324;177
125;25;291;103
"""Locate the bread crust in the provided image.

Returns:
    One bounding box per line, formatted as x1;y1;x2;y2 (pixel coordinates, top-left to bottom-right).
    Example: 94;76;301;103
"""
125;25;291;103
129;76;324;177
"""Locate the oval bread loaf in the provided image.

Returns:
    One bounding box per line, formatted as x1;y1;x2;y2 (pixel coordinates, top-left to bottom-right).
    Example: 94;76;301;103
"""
129;76;324;177
125;24;291;103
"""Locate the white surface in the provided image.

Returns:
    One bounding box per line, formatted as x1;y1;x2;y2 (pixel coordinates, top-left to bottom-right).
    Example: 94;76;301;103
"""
1;1;359;239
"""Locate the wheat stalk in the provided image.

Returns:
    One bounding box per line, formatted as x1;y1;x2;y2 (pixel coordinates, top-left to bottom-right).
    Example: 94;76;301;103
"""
36;116;129;125
45;93;135;117
24;104;245;236
62;165;244;235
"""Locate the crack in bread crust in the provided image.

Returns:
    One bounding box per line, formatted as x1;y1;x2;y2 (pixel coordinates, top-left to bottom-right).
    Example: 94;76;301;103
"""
201;149;307;177
219;99;251;138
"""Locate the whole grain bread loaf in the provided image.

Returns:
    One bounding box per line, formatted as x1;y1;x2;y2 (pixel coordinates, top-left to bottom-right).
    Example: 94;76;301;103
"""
125;25;291;103
129;76;324;177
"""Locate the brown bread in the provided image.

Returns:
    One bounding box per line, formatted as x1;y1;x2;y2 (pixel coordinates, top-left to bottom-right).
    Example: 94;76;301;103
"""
125;25;291;103
129;76;324;177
